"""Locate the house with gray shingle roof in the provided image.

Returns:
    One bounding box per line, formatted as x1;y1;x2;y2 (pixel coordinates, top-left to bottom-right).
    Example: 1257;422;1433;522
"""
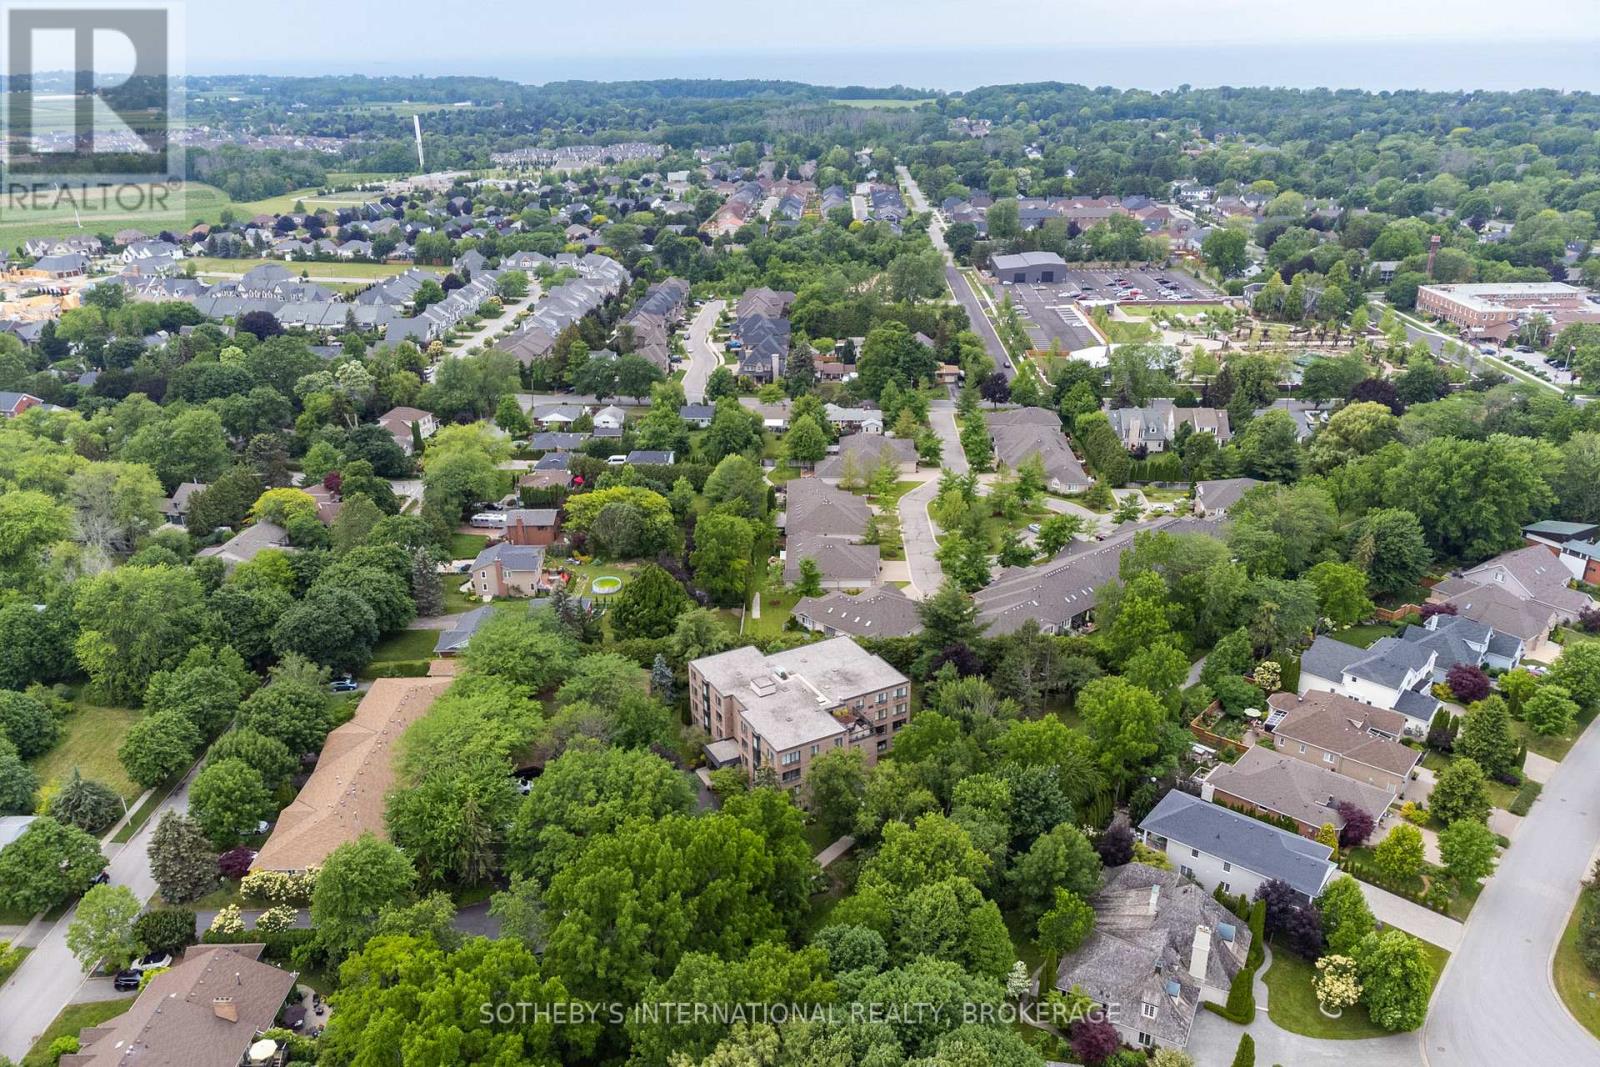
434;605;495;656
1140;790;1337;903
1297;634;1440;732
1055;863;1251;1052
795;585;920;639
1192;478;1262;518
782;477;879;588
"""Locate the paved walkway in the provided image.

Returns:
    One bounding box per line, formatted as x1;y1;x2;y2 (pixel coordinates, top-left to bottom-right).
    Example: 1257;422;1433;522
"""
928;403;968;476
1358;881;1464;951
1522;751;1560;784
897;472;945;600
814;836;855;868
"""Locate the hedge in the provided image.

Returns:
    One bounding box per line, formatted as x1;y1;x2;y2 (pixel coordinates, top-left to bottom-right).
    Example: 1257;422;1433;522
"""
360;660;432;679
201;926;315;960
1509;779;1543;816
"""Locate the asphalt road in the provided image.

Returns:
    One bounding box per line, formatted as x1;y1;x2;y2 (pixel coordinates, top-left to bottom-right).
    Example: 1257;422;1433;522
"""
0;766;198;1061
1421;711;1600;1066
896;165;1016;382
898;475;945;600
683;299;726;402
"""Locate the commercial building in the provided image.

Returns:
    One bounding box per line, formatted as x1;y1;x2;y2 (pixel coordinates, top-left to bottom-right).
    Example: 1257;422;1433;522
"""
689;637;910;789
1416;282;1600;332
991;251;1067;284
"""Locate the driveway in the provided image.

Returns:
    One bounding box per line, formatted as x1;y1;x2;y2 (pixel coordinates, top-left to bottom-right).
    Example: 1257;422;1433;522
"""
683;299;726;402
1422;712;1600;1065
0;765;199;1061
446;283;540;355
928;402;968;476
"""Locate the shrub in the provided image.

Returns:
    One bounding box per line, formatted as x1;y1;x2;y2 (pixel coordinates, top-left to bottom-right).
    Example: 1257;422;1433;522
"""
239;867;318;906
1335;800;1375;847
1230;1033;1254;1067
133;908;197;957
218;847;255;880
255;905;298;934
208;905;244;936
1399;801;1427;824
1314;954;1362;1011
1509;780;1543;816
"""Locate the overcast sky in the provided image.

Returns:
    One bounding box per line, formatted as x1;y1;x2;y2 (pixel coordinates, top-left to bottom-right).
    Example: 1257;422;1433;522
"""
179;0;1600;89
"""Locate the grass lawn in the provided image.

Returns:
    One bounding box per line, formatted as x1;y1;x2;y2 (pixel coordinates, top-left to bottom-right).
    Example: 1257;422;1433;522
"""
1123;302;1230;318
29;703;144;803
1329;623;1400;649
449;532;491;560
442;584;480;614
1102;319;1160;344
1518;703;1597;763
22;999;136;1067
110;772;186;844
1263;938;1450;1039
0;945;31;984
193;258;410;279
368;628;441;663
1554;894;1600;1040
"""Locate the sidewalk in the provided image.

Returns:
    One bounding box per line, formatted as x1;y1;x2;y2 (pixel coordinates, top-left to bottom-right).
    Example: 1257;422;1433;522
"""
1357;880;1464;950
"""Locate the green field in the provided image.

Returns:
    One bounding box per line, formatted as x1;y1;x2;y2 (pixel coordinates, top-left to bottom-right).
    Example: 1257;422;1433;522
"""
193;258;413;280
1555;895;1600;1040
29;703;144;804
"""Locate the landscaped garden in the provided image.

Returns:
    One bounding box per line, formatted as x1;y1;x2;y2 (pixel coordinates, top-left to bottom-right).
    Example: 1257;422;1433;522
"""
1263;937;1450;1039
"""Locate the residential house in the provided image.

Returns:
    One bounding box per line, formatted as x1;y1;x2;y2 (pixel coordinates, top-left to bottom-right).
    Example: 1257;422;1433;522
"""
987;407;1093;493
471;543;549;598
1055;864;1251;1052
825;404;884;436
815;434;917;484
25;253;89;279
434;605;495;656
688;637;911;789
680;403;716;428
59;944;298;1067
622;277;690;373
974;516;1223;635
1521;520;1600;552
1400;612;1524;677
593;404;626;431
627;450;676;466
1104;399;1231;453
782;477;880;588
529;431;589;452
253;678;453;873
0;391;44;418
1139;790;1337;903
1200;746;1395;838
502;508;561;547
377;405;438;455
1256;398;1334;441
1430;545;1593;656
532;404;586;428
1192;478;1263;517
1296;634;1440;732
794;585;921;639
197;521;290;569
160;481;208;526
1266;690;1423;794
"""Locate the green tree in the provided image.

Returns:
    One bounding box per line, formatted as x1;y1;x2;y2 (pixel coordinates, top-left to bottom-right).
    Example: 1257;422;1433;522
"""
805;748;866;839
147;812;218;904
386;758;519;887
1034;513;1084;558
1356;929;1434;1031
1307;561;1376;627
0;736;39;815
1235;408;1303;481
1345;508;1431;597
1203;227;1248;275
610;563;694;639
1372;823;1426;883
1549;642;1600;713
1037;888;1095;961
1438;818;1498;888
1080;677;1172;788
1008;825;1102;923
66;883;143;971
189;758;274;847
691;513;756;607
1230;1033;1255;1067
784;415;829;469
73;565;210;705
0;689;58;759
46;770;121;836
1430;757;1492;824
1524;683;1578;737
0;817;104;915
703;455;769;520
1318;874;1375;955
1455;697;1518;779
271;586;381;675
118;710;202;789
312;834;417;961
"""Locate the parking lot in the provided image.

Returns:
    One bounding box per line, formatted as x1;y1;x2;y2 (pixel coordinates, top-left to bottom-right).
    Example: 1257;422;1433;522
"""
1057;267;1220;302
1004;282;1103;352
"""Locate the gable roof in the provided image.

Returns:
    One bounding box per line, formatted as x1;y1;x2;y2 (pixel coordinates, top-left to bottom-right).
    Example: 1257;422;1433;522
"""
814;434;916;480
473;542;546;573
1193;478;1263;514
1140;790;1336;898
1266;691;1420;777
252;677;452;872
434;605;495;655
1205;746;1395;830
62;944;297;1067
795;585;921;637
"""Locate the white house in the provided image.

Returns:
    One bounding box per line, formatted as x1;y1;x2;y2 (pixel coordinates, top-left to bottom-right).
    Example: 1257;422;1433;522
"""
1139;790;1336;904
593;404;626;431
1297;634;1440;732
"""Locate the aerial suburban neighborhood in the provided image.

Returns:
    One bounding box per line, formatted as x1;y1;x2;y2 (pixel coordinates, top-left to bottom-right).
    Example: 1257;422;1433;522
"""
2;7;1600;1067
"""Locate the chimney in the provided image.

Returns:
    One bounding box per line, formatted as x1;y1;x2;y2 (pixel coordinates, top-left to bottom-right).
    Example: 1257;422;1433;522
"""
1147;884;1161;915
1189;925;1212;982
1426;234;1441;278
213;997;238;1023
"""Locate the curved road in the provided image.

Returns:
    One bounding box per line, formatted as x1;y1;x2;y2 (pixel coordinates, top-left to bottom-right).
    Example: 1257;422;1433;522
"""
1421;714;1600;1067
683;299;726;403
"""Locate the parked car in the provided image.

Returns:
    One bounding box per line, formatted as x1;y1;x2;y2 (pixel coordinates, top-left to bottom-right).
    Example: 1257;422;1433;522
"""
129;951;172;973
89;870;110;887
112;970;141;992
1027;523;1042;534
329;676;359;693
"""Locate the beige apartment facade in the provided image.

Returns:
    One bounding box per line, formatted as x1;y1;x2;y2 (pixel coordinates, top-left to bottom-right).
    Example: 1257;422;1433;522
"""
689;637;910;789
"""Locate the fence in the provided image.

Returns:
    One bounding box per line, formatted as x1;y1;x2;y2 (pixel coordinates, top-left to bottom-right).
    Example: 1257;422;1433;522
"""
1189;701;1250;755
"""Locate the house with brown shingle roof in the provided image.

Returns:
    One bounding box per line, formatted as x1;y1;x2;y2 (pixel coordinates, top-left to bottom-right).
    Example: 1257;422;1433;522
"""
1266;690;1422;795
1201;746;1395;837
252;677;452;873
1430;544;1593;656
60;944;297;1067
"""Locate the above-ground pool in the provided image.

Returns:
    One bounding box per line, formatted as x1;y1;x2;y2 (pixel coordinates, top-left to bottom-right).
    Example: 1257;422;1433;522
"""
592;576;623;595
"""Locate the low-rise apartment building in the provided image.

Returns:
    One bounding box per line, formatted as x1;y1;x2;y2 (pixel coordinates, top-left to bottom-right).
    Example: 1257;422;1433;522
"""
688;637;910;789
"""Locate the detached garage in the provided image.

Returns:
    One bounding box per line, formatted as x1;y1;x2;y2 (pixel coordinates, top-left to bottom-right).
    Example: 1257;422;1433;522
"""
991;251;1067;284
